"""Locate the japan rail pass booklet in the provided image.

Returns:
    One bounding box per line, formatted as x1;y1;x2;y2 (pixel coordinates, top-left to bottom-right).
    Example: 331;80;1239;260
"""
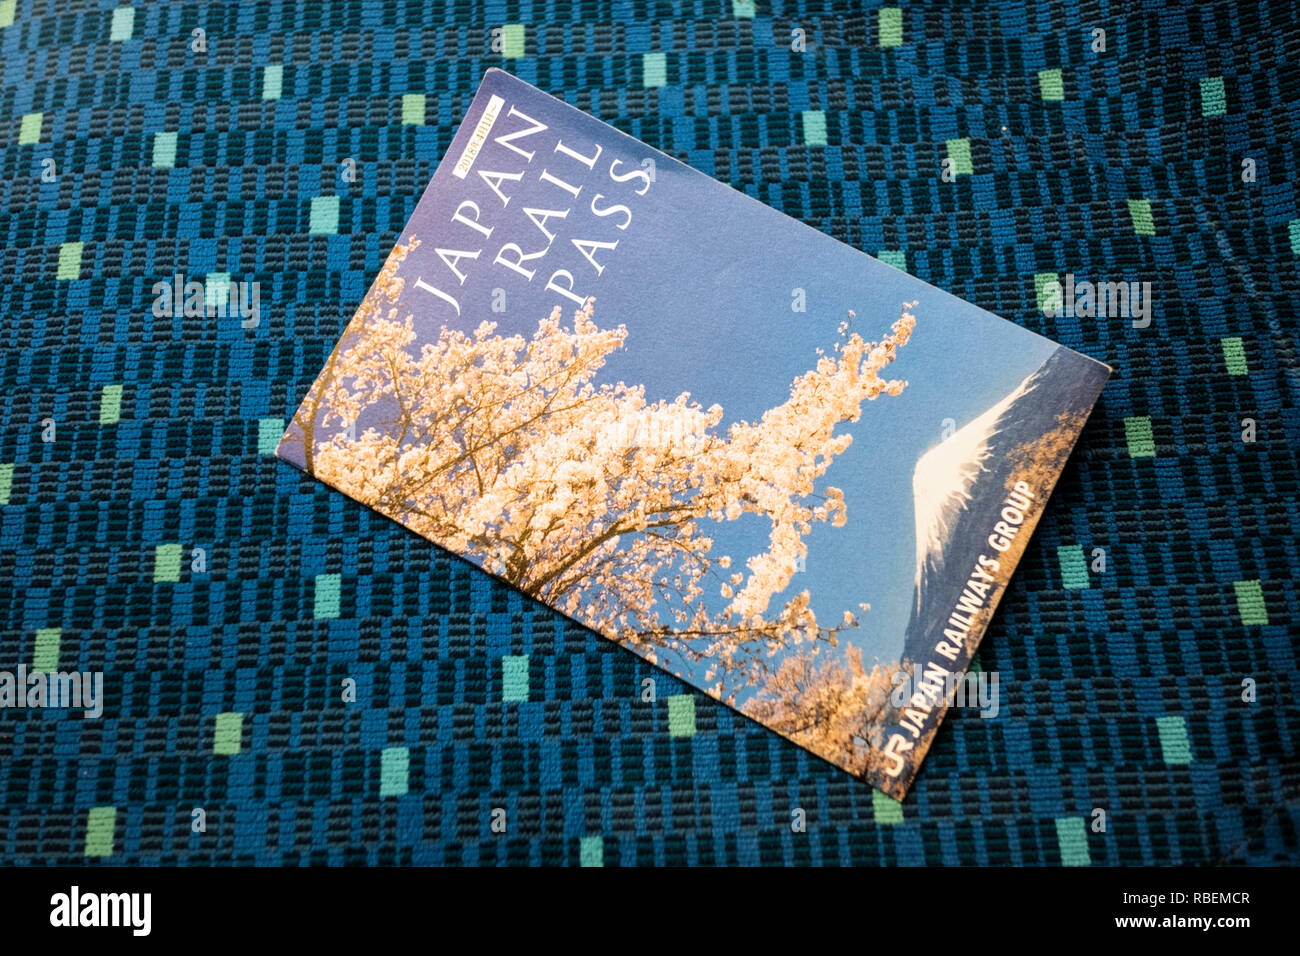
278;68;1110;798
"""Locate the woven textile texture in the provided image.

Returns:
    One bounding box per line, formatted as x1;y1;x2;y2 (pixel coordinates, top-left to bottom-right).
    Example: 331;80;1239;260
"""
1;0;1297;866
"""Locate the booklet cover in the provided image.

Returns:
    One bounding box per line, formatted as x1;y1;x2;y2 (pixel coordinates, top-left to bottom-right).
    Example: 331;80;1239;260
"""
278;68;1110;797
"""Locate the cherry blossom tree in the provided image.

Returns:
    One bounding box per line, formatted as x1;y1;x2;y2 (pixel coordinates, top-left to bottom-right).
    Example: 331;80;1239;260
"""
281;236;917;702
741;646;910;775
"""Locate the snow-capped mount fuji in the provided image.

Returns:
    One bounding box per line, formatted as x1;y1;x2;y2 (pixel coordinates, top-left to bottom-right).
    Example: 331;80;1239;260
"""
898;347;1111;671
909;367;1038;606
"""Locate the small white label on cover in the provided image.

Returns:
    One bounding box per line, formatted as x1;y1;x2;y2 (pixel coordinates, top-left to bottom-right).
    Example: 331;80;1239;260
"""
453;94;505;179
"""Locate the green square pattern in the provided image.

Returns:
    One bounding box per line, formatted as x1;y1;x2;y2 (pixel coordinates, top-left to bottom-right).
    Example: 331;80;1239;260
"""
152;130;177;168
402;93;425;125
642;52;667;88
204;272;230;309
99;384;123;425
1232;579;1268;626
314;573;341;618
0;462;12;505
1038;68;1064;101
310;195;339;234
262;64;283;100
380;746;410;797
873;789;904;824
85;807;116;858
802;110;827;146
19;111;42;145
1035;271;1062;312
579;835;604;866
732;0;755;17
1290;219;1300;256
1155;715;1192;765
213;712;243;755
501;23;525;58
0;0;15;29
1124;416;1155;457
32;627;60;673
877;249;907;271
57;241;83;280
1057;545;1090;589
666;694;696;737
1200;76;1226;116
1055;817;1091;866
154;543;182;582
110;6;134;41
1127;198;1156;235
1221;337;1248;375
258;418;285;455
879;7;903;48
501;655;530;702
946;138;972;175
